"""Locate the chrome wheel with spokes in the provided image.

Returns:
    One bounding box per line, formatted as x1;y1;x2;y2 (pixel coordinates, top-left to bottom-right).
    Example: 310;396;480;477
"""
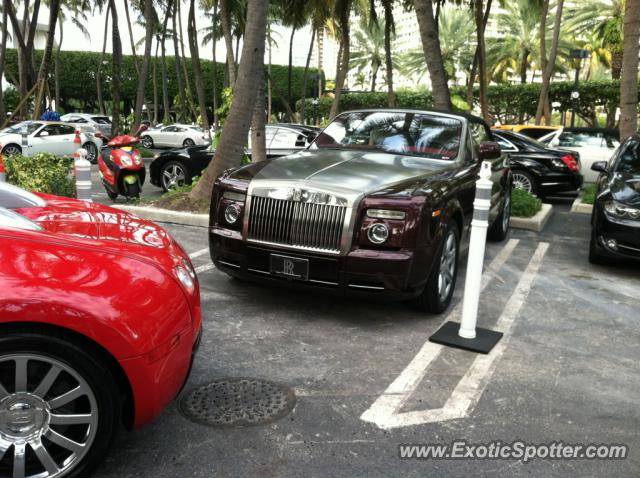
0;354;98;478
437;229;458;303
161;161;189;192
82;143;99;163
512;172;534;193
2;145;22;157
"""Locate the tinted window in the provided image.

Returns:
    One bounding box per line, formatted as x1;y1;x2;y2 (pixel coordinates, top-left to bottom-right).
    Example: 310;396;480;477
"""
58;125;75;135
616;140;640;174
161;126;175;132
7;122;42;134
42;125;64;136
494;136;518;152
314;111;462;160
65;117;88;123
91;116;111;124
559;131;620;149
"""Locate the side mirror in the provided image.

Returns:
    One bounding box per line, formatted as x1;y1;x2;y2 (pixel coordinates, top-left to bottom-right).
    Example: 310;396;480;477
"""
591;161;608;174
39;131;49;137
479;141;501;160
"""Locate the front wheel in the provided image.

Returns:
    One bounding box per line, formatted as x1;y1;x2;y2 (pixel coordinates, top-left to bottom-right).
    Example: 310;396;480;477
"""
0;330;120;478
182;138;195;148
512;170;537;195
2;144;22;157
82;142;99;164
160;161;190;192
414;223;460;314
488;189;511;242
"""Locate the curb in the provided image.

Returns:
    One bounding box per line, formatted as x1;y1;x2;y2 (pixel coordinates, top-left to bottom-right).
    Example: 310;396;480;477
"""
570;191;594;215
511;203;553;232
113;205;209;227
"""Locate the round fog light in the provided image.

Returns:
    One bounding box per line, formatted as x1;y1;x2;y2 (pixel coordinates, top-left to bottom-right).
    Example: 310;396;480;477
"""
368;223;390;244
224;204;240;224
606;238;618;250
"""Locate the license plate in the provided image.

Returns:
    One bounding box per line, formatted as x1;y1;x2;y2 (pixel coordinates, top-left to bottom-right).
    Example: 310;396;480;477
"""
270;254;309;281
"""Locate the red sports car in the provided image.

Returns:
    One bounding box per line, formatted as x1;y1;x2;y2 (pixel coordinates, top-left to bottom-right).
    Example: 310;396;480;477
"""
0;182;202;478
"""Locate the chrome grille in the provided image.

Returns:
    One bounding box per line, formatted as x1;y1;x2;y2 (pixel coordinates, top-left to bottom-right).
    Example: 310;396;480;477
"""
248;196;347;253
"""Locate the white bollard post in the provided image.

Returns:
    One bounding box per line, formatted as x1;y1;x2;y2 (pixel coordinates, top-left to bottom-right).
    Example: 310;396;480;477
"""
74;148;92;202
459;161;493;339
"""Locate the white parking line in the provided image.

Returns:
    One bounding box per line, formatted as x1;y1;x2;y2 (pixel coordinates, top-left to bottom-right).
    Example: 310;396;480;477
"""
361;239;550;429
188;248;210;259
195;263;215;274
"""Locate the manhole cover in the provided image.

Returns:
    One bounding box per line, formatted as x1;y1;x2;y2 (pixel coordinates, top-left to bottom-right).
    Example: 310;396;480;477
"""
178;378;296;427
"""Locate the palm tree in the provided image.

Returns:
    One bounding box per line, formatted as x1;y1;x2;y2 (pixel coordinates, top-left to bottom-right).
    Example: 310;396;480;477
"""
190;0;268;202
219;0;238;86
188;0;210;133
400;5;475;85
171;0;188;121
381;0;396;107
33;0;61;118
133;0;155;130
279;0;308;120
109;0;123;134
329;0;353;119
535;0;564;125
349;16;385;92
473;0;492;123
96;3;111;115
412;0;451;110
565;0;625;79
619;0;640;140
0;0;9;120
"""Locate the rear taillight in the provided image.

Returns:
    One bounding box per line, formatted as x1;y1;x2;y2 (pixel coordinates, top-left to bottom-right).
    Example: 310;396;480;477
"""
561;154;579;172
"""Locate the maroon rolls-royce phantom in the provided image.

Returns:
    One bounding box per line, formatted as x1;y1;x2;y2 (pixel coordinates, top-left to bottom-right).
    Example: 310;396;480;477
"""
209;110;512;313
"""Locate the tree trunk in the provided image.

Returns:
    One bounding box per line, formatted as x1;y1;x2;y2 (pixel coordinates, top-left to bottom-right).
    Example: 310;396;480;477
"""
123;0;139;74
465;1;491;109
172;6;187;121
413;0;451;110
474;0;490;123
133;0;154;131
611;49;623;80
190;0;268;202
178;0;198;120
33;0;60;118
188;0;210;133
0;0;8;120
212;0;219;128
300;26;316;124
152;39;159;125
219;0;237;86
383;0;395;107
619;0;640;141
161;0;173;124
268;36;273;121
519;48;529;84
54;20;63;112
535;0;563;126
251;80;266;162
286;27;296;121
109;0;122;135
329;0;352;120
370;66;378;92
97;3;111;116
537;0;551;124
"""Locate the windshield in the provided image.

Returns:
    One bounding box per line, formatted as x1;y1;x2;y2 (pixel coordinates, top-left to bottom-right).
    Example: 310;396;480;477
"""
0;207;42;231
616;140;640;174
313;111;463;160
91;116;112;124
3;122;43;135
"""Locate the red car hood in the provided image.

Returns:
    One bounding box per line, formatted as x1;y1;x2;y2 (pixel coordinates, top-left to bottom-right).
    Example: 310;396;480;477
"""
15;194;176;254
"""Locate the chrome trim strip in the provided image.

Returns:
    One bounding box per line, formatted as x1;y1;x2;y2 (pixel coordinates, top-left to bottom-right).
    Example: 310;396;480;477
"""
217;259;241;269
618;243;640;253
309;279;339;286
247;268;270;275
348;283;385;291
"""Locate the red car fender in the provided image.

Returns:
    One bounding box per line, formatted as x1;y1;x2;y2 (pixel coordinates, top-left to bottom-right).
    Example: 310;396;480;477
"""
0;231;192;361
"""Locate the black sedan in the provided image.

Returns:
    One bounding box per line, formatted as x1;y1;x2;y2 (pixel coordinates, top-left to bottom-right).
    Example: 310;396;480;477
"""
492;129;582;197
150;144;213;192
589;135;640;264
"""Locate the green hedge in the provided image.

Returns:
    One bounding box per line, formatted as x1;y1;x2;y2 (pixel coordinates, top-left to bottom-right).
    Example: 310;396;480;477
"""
4;49;324;116
298;80;638;126
4;153;75;197
511;188;542;218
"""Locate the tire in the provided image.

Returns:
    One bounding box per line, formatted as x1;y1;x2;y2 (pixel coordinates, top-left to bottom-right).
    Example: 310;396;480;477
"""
160;160;191;192
82;142;99;164
588;229;608;265
106;190;118;201
512;170;537;196
124;181;140;199
140;135;154;149
414;222;460;314
488;188;511;242
2;144;22;157
183;138;195;147
0;329;120;478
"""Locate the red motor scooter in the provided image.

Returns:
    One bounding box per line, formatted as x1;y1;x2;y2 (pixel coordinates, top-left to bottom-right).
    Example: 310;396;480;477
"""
98;125;148;201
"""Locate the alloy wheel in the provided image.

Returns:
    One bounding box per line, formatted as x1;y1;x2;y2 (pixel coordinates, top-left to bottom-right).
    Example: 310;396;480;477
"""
162;163;186;190
512;173;533;193
437;231;457;303
141;137;152;149
83;143;98;163
183;139;195;147
3;146;21;157
0;354;98;478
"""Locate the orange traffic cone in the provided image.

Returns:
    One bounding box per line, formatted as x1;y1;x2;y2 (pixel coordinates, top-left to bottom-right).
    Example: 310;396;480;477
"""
0;145;6;183
74;129;82;145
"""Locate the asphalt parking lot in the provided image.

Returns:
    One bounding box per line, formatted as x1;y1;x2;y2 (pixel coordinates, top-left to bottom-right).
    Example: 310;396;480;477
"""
94;200;639;477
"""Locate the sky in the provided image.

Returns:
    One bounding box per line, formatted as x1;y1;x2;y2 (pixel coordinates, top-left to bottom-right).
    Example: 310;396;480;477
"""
9;1;315;67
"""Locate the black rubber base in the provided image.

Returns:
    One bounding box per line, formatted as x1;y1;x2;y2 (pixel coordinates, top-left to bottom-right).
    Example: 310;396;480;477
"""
429;321;503;354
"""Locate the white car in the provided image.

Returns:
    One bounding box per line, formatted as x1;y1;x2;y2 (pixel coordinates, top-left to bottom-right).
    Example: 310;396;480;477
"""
60;113;113;137
539;127;620;182
140;124;210;149
246;124;320;158
0;121;103;163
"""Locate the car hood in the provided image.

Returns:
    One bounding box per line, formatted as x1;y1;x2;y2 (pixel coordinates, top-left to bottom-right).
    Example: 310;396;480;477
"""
229;149;456;195
13;196;183;268
610;172;640;207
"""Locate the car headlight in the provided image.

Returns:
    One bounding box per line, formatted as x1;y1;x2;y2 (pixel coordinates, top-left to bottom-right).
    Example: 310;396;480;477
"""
224;204;241;224
368;223;390;244
175;265;195;291
120;155;133;166
366;209;406;220
604;200;640;220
